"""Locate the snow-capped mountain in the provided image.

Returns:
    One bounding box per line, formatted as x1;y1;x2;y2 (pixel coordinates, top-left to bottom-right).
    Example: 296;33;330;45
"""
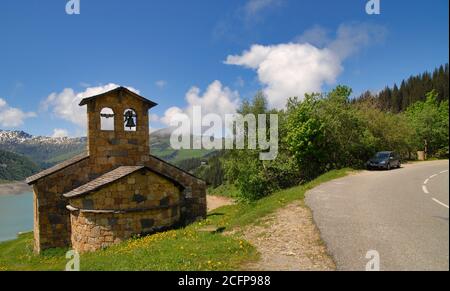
0;130;86;145
0;130;87;168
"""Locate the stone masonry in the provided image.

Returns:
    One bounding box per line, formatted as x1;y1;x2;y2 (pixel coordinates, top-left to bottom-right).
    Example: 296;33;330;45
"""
66;168;182;252
26;87;206;253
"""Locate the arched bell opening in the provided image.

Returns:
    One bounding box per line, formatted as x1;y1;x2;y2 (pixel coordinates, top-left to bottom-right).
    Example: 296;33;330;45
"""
124;109;137;132
100;108;115;131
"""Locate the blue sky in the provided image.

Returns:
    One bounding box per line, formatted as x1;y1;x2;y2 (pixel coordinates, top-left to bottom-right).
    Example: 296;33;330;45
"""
0;0;448;137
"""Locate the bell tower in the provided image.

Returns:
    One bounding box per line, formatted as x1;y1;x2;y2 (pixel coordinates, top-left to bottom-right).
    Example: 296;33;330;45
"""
79;87;157;169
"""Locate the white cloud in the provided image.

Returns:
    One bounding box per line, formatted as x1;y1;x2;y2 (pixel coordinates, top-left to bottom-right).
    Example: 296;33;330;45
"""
155;80;167;89
161;80;240;126
327;23;387;59
294;25;331;48
51;128;69;138
161;106;187;126
41;83;140;128
226;43;341;109
0;98;36;127
185;80;240;117
225;23;386;109
243;0;282;19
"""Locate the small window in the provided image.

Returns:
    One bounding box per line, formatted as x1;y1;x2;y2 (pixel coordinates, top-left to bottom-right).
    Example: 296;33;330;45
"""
124;109;137;132
100;108;115;131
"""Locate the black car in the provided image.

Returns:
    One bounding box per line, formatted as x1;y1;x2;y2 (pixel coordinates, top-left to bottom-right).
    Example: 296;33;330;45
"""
366;151;401;170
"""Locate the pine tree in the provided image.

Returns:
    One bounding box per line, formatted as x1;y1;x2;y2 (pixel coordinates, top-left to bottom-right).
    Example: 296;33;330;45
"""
355;64;449;112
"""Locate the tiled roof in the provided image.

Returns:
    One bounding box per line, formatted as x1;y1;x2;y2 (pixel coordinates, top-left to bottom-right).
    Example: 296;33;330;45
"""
79;86;158;108
149;154;205;183
63;166;184;198
26;153;89;185
63;166;144;198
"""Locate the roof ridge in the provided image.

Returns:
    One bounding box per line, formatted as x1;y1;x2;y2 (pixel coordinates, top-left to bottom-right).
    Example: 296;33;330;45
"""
148;154;205;183
79;86;158;108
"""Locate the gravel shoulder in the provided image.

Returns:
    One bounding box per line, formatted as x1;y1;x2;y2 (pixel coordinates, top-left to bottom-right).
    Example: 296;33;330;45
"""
240;200;335;271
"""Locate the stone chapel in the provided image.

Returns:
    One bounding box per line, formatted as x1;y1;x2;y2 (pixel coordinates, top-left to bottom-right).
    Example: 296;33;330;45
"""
26;87;206;253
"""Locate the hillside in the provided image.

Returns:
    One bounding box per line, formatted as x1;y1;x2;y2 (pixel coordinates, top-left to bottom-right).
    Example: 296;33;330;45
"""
0;129;215;171
0;130;86;169
150;127;216;164
0;149;40;182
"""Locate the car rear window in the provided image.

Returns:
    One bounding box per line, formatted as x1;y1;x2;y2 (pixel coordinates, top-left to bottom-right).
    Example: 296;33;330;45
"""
375;153;390;159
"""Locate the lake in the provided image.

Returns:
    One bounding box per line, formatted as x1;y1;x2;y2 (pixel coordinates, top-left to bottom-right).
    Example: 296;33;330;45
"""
0;192;33;242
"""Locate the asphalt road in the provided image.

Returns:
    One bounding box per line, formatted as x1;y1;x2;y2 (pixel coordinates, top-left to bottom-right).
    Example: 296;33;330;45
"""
306;160;449;271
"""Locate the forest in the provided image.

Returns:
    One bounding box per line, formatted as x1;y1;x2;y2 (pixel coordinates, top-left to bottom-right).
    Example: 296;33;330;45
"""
354;64;449;112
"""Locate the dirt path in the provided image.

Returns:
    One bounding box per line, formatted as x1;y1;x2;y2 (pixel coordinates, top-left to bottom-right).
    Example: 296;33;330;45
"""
241;200;335;271
207;195;234;212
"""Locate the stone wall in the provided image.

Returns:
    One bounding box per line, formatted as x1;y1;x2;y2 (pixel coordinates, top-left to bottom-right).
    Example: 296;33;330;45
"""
68;170;181;252
70;209;180;253
32;156;91;253
146;156;207;223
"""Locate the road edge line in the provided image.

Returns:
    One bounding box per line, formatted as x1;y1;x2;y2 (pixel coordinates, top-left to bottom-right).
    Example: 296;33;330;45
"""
432;198;449;209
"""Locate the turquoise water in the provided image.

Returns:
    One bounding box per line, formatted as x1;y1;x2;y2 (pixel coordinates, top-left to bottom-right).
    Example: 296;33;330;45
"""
0;192;33;242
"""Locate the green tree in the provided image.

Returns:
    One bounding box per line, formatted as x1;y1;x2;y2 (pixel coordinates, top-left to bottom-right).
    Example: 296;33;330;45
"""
285;93;327;179
317;86;370;167
405;90;449;157
355;100;415;159
223;92;300;201
286;85;372;179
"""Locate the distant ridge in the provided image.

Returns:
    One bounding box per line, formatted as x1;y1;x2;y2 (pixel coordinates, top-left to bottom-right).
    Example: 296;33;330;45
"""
0;130;86;169
0;128;216;169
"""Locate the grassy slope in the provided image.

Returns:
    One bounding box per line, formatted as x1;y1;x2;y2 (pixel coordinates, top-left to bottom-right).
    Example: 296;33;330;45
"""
0;168;352;271
205;168;353;229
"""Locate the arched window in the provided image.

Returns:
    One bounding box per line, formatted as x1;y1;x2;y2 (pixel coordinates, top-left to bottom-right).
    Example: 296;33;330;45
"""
124;109;137;132
100;108;115;131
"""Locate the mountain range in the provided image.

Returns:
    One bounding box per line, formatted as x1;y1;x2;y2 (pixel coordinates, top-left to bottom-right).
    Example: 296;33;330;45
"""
0;130;86;169
0;129;215;181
